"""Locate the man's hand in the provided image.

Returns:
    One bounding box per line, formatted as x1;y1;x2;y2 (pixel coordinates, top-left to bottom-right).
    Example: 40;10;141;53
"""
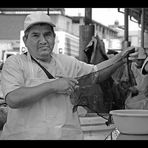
53;77;79;95
121;46;139;63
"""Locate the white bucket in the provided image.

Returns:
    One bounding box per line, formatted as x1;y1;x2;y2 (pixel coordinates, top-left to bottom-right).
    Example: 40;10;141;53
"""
79;113;116;140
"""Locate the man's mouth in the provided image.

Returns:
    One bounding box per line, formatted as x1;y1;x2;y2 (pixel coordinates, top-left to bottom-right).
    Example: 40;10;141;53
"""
39;46;49;49
39;46;51;51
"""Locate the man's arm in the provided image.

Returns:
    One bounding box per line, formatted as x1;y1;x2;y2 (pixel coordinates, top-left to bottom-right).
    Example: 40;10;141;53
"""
5;77;78;109
5;82;56;108
1;55;78;109
94;46;137;82
95;60;124;82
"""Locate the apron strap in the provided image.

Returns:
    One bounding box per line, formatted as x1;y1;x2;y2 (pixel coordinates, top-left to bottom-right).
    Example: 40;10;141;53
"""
24;52;55;79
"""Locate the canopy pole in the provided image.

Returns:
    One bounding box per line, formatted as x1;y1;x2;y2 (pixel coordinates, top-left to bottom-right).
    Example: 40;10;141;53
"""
47;8;49;15
124;8;129;41
123;8;130;48
85;8;92;25
141;8;145;48
79;8;95;62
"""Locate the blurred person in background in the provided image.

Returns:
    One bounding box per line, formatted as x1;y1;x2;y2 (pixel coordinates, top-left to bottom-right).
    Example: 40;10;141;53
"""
125;47;148;109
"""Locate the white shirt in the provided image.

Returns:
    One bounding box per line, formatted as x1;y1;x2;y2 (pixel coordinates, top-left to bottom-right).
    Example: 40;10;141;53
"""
0;52;96;140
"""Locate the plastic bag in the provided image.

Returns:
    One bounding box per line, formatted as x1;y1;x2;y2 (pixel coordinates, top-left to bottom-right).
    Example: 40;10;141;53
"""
125;92;148;109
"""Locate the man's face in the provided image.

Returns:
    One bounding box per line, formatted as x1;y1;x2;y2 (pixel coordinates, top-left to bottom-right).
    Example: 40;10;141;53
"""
135;59;145;69
23;24;55;61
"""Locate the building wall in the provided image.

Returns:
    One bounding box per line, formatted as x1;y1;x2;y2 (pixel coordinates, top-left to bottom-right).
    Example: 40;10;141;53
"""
71;24;79;37
0;13;118;40
129;35;139;47
117;29;141;47
0;14;78;40
52;15;72;33
0;14;26;40
0;13;120;59
128;30;141;47
144;31;148;48
54;31;79;58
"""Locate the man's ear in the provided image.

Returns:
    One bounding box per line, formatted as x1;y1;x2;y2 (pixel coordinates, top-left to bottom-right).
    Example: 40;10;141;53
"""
23;36;27;45
54;33;56;38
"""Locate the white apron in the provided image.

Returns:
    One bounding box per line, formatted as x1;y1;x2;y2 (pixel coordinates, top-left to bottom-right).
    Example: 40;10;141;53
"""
0;52;83;140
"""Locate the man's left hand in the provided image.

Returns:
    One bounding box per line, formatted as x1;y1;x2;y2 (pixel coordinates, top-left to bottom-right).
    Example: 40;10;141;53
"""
121;46;139;63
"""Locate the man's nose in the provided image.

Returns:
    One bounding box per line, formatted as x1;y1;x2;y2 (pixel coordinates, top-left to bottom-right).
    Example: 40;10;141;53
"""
39;34;47;44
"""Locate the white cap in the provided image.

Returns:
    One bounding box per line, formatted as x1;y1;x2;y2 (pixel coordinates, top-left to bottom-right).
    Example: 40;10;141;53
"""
24;12;55;32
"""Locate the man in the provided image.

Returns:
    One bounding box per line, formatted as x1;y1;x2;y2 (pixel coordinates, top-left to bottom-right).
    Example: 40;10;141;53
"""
125;47;148;109
140;49;148;97
0;12;138;140
131;47;147;90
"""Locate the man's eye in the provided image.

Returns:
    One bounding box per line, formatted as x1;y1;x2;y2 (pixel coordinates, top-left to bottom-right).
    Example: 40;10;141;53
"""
46;32;53;37
33;34;39;37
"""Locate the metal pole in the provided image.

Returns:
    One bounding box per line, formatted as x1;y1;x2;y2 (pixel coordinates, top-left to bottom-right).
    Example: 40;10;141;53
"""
85;8;92;25
141;8;145;48
79;8;94;62
79;25;95;62
122;8;130;49
47;8;50;15
124;8;129;42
